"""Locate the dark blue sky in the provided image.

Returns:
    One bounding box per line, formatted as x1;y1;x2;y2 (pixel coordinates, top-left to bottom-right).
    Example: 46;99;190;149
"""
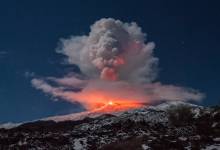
0;0;220;123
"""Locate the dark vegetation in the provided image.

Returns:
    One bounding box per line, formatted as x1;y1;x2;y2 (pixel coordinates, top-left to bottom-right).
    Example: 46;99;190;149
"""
167;104;194;127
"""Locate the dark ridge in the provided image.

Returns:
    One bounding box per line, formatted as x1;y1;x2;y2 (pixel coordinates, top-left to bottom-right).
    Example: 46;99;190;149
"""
0;103;220;149
2;117;94;133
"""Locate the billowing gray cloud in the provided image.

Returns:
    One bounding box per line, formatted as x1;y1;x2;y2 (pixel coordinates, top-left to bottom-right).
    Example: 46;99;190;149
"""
31;18;205;109
56;18;158;83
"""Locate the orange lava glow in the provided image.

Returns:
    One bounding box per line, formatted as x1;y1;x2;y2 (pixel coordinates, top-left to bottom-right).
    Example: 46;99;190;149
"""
86;96;145;113
108;101;114;105
69;88;147;113
94;100;144;113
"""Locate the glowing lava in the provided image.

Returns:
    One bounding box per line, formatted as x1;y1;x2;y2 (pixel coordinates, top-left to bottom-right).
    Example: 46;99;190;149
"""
108;101;114;105
91;99;145;114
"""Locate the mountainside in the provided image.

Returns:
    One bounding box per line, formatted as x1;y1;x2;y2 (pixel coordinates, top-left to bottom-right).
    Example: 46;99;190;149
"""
0;101;220;150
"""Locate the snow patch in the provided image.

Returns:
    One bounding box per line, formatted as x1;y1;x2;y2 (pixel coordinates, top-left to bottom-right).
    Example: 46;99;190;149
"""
73;138;87;150
0;122;21;129
178;137;187;141
213;137;220;142
142;144;150;150
201;144;220;150
212;122;218;128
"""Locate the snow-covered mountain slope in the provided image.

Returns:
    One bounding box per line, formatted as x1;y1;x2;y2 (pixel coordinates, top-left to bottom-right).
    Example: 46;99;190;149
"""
45;102;146;122
45;101;203;123
0;122;21;129
0;101;203;128
0;101;220;150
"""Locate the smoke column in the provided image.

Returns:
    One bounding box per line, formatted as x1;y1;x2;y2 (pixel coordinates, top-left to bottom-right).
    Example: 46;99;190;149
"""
31;18;205;110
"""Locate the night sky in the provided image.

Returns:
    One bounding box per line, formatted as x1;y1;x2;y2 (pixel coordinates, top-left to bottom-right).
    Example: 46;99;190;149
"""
0;0;220;123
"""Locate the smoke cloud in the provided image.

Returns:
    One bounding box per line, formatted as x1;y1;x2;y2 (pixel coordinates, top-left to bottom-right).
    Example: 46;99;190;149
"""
31;18;205;109
56;18;158;83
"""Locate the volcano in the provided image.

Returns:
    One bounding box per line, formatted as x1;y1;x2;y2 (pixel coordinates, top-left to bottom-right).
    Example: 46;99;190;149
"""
45;101;146;122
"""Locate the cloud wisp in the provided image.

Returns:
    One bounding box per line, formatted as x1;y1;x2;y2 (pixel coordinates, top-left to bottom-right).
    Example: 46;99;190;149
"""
0;51;8;57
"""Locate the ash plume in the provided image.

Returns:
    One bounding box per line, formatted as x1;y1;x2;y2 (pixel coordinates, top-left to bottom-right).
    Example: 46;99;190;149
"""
31;18;205;109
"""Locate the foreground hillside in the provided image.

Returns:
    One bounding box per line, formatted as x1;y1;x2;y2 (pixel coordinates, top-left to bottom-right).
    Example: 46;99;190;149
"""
0;102;220;150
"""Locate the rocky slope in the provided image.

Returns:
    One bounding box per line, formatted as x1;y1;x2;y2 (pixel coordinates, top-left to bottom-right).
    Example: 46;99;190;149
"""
0;101;220;150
